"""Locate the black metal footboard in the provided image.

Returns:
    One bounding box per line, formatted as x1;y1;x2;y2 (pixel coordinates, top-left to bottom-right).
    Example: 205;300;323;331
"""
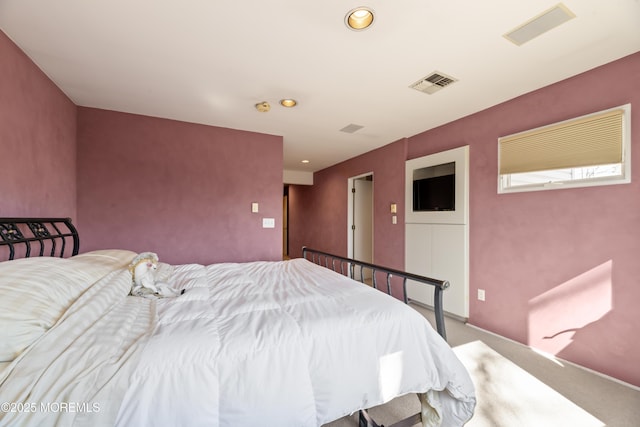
303;247;451;427
301;246;449;341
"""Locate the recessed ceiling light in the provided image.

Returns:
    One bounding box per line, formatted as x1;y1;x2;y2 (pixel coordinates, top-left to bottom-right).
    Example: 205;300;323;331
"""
280;99;297;108
301;159;310;164
345;7;375;31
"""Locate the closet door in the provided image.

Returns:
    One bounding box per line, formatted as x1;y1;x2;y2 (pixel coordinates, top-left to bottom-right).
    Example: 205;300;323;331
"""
405;223;468;319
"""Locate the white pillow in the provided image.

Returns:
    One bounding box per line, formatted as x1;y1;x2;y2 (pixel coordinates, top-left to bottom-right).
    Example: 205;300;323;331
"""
71;249;138;269
0;251;135;362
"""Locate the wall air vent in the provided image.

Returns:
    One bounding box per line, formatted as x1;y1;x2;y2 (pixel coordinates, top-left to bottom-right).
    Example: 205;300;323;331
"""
409;71;458;95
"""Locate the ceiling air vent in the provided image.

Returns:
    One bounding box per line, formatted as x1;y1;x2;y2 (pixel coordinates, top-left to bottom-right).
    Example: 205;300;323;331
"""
340;123;364;133
409;71;458;95
503;3;575;46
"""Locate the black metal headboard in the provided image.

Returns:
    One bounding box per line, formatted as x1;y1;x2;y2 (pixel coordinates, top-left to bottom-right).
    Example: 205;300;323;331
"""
0;218;79;261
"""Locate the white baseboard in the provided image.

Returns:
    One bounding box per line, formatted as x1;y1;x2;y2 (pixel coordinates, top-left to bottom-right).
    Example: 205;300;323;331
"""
407;298;468;323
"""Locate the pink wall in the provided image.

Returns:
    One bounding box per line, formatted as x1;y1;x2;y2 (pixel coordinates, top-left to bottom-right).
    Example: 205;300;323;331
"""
409;52;640;386
0;30;77;219
293;52;640;386
77;108;283;264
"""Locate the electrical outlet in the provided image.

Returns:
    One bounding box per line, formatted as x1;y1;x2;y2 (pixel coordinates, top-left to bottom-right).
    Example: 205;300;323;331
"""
477;289;486;301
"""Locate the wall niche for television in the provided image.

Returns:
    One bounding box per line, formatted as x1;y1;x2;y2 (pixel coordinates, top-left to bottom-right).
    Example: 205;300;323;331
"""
405;145;469;225
413;161;456;212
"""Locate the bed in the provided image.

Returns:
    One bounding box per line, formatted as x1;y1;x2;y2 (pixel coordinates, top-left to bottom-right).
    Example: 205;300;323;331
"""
0;217;475;427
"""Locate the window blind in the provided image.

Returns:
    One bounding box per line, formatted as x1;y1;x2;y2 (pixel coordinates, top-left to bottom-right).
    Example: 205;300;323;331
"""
499;108;624;175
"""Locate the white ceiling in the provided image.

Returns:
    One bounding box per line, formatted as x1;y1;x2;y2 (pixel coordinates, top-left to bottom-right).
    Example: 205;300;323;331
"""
1;1;639;173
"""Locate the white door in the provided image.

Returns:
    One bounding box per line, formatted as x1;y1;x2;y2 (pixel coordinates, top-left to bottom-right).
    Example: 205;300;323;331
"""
352;176;373;282
353;178;373;262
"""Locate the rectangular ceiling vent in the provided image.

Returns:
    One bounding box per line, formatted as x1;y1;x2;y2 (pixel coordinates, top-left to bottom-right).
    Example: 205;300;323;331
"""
340;123;364;133
409;71;458;95
504;3;575;46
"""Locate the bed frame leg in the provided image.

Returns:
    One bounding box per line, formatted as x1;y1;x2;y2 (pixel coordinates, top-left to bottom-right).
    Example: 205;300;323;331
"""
359;408;423;427
359;409;383;427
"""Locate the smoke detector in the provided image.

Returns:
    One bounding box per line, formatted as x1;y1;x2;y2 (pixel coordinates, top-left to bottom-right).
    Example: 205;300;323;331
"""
409;71;458;95
255;101;270;112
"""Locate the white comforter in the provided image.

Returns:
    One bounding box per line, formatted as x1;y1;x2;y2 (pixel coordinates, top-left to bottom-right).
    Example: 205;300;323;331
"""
0;257;475;427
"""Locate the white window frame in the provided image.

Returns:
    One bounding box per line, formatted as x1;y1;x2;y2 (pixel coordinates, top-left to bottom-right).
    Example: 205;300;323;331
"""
498;104;631;194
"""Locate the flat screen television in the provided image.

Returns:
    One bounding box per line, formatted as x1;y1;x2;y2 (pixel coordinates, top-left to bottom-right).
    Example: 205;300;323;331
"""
412;162;455;211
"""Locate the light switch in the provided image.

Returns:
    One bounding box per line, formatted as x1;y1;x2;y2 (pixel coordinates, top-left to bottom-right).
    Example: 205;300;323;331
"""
390;203;397;214
392;215;397;224
251;202;259;213
262;218;275;228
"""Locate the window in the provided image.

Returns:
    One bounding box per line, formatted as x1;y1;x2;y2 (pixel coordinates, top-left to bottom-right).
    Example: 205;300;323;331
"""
498;104;631;193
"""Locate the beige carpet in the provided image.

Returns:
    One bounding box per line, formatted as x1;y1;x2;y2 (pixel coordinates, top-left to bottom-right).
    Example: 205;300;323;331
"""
454;340;604;427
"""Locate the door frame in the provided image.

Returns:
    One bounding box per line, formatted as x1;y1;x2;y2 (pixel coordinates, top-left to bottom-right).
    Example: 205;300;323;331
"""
347;172;374;262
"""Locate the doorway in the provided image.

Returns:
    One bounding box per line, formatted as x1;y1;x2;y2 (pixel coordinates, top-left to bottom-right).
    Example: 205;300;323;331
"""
347;173;373;282
283;186;289;259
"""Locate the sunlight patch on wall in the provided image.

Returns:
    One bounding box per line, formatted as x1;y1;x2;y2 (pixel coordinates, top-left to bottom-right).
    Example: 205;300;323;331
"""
528;261;612;355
